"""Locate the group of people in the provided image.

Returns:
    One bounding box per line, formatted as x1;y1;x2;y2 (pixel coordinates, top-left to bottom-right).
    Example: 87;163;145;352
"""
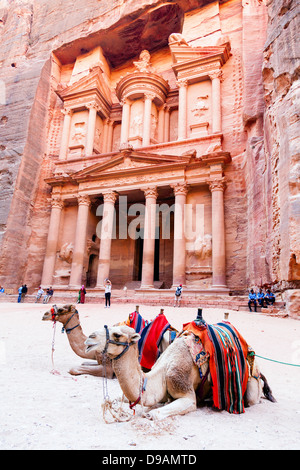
17;284;28;303
35;286;54;304
248;288;276;312
77;279;112;307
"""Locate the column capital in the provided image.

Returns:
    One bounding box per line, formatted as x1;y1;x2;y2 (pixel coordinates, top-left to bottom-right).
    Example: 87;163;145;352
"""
78;194;91;206
176;78;188;88
61;107;73;116
51;196;64;210
143;187;158;199
171;182;189;196
121;97;131;106
163;103;170;113
102;191;118;204
209;70;223;81
144;92;156;101
208;178;227;192
86;102;99;111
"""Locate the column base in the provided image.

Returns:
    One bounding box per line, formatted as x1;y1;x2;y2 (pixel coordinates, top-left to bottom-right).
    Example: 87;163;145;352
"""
210;285;229;291
139;285;155;290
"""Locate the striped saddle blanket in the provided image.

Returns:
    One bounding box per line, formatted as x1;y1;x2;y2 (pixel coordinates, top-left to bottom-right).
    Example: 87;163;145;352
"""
183;320;250;414
127;311;171;370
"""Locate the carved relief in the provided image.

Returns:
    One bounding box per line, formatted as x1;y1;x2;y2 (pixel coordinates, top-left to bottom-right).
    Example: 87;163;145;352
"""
133;50;155;73
59;242;74;264
191;95;209;119
186;234;212;267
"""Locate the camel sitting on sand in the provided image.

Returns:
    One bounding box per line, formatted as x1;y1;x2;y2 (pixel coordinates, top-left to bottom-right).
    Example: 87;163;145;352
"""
85;318;276;420
42;304;175;378
42;304;114;377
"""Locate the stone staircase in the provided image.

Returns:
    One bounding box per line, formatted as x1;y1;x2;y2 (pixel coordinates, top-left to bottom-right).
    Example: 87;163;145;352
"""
0;289;287;316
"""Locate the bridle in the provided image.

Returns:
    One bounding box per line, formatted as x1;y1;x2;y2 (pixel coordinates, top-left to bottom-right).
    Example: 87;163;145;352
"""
50;305;80;334
103;324;135;361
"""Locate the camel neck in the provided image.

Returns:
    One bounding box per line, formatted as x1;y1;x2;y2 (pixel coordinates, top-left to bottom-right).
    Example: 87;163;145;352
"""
112;345;143;403
60;314;95;360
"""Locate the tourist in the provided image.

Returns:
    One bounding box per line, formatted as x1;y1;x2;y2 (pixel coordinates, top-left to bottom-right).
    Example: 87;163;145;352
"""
104;279;112;308
21;284;28;302
265;289;276;306
78;285;86;304
17;285;23;303
248;289;257;312
257;288;266;308
0;286;5;294
174;284;183;307
43;287;53;304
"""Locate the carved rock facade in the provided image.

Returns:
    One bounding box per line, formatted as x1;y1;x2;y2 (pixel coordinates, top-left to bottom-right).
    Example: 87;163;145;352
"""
0;0;298;316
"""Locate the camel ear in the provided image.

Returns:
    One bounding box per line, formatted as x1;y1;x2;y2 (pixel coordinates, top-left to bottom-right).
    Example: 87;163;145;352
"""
130;332;140;343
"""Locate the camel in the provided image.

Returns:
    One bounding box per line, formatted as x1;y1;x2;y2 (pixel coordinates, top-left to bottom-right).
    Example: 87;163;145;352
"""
85;313;276;420
42;304;114;378
42;304;175;378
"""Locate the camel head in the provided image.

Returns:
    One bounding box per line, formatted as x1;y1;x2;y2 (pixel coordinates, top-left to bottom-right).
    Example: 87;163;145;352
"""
42;304;77;323
85;325;140;360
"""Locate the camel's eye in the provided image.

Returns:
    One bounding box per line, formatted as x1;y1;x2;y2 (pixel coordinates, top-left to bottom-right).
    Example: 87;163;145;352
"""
113;333;121;342
89;333;97;339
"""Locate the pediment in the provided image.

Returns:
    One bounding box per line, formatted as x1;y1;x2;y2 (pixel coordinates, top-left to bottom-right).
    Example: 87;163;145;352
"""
56;66;112;106
170;42;231;67
72;150;190;181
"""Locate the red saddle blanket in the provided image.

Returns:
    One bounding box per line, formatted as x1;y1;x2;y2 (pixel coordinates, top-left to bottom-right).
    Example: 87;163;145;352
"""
138;313;170;370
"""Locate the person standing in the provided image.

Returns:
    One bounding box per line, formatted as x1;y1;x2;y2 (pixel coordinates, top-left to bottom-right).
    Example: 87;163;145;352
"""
104;279;112;308
174;284;183;307
17;285;23;303
21;284;28;302
78;285;86;304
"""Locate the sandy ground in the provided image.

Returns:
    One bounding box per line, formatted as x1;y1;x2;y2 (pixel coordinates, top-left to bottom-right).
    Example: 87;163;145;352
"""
0;301;299;451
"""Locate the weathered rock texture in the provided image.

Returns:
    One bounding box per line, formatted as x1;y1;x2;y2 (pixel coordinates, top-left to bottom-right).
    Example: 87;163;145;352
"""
0;0;299;317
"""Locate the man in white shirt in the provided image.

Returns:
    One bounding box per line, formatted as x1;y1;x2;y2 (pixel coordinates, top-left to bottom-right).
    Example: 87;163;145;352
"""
104;279;112;308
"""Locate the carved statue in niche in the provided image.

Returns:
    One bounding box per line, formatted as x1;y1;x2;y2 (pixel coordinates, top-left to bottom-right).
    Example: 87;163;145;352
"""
131;114;143;135
186;234;212;267
58;242;74;264
192;95;209;119
71;122;86;145
133;50;155;73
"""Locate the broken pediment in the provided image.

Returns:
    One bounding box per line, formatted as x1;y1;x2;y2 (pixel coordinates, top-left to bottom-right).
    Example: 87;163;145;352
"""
169;37;231;81
56;65;112;114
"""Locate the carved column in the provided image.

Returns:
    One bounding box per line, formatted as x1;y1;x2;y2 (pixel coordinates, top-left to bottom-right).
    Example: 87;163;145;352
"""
208;178;227;288
102;118;110;153
157;106;165;143
85;103;98;155
41;197;64;286
143;92;155;146
172;183;188;287
59;108;72;160
96;191;118;287
141;187;158;288
107;120;114;153
209;71;222;133
164;104;170;142
177;79;188;140
120;98;131;145
69;195;91;288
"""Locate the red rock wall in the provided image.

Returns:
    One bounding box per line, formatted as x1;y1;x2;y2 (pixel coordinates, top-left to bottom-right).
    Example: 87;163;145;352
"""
0;0;299;309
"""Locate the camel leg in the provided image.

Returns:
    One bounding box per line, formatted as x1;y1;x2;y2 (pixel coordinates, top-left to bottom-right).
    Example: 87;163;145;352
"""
68;363;114;378
147;394;196;420
245;377;262;406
